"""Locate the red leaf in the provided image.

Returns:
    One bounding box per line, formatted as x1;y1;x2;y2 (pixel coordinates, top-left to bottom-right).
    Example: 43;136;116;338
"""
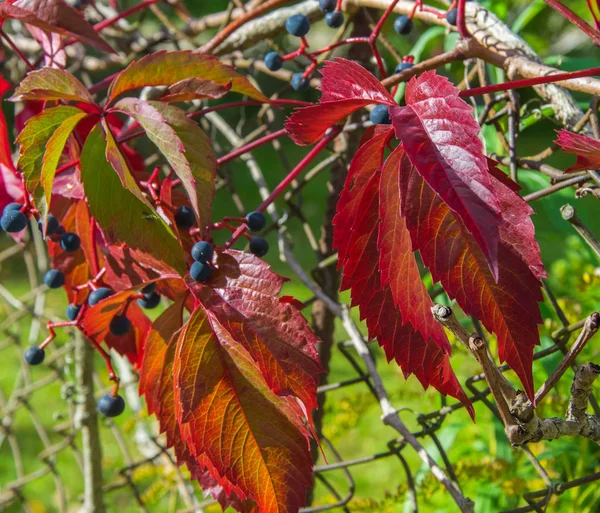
399;156;544;400
390;72;503;279
555;129;600;172
187;249;323;414
79;288;150;367
103;245;182;292
336;168;472;412
139;299;185;416
333;134;471;410
378;145;450;352
286;58;395;146
0;77;22;211
173;305;313;513
47;199;90;304
318;58;395;105
0;0;114;53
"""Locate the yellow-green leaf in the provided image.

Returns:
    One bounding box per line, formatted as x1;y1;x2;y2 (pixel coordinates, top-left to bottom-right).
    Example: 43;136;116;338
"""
10;67;95;104
40;110;88;219
114;98;216;233
80;125;186;275
107;50;268;104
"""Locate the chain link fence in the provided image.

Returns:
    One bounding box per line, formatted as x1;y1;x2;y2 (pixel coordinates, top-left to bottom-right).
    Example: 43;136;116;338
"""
1;1;600;512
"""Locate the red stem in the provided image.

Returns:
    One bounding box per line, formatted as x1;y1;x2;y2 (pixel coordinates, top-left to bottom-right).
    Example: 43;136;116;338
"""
94;0;162;32
63;0;161;49
89;218;101;277
543;0;600;45
223;128;340;249
0;29;35;70
257;127;341;212
456;0;469;38
459;66;600;97
218;129;288;166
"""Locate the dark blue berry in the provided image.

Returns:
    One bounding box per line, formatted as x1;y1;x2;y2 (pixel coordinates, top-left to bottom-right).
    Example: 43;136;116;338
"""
191;241;214;263
370;105;391;125
395;61;414;73
319;0;336;12
97;394;125;417
60;232;81;252
291;72;310;91
286;14;311;37
88;287;113;306
138;292;161;309
175;206;195;230
141;283;156;295
110;315;131;336
264;51;283;72
66;304;82;321
4;202;23;212
325;11;344;28
24;346;45;365
246;211;266;232
1;209;28;232
249;237;269;257
38;215;60;236
446;8;458;26
190;261;212;283
394;15;413;35
44;269;65;289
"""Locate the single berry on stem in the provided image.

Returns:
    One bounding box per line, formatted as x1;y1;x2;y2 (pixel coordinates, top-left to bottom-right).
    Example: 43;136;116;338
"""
138;292;161;309
285;14;311;37
1;209;28;233
249;237;269;257
97;394;125;418
319;0;336;12
291;72;310;91
66;303;82;321
190;261;212;283
175;206;196;230
246;211;266;232
44;269;65;289
110;315;131;336
370;105;391;125
325;11;344;28
191;241;214;262
395;62;414;73
264;51;283;71
24;346;45;365
446;8;458;26
394;15;413;35
141;283;156;295
38;215;60;236
60;232;81;252
88;287;113;306
4;202;23;212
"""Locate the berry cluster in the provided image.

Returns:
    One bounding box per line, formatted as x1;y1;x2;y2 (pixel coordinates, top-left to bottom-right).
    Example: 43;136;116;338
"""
1;203;82;298
264;2;346;91
18;203;271;418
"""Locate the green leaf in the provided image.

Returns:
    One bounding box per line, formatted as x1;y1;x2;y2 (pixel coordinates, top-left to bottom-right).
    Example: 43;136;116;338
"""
40;110;88;221
80;125;186;275
10;67;95;104
107;50;268;104
102;119;154;208
17;105;85;195
113;99;216;232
